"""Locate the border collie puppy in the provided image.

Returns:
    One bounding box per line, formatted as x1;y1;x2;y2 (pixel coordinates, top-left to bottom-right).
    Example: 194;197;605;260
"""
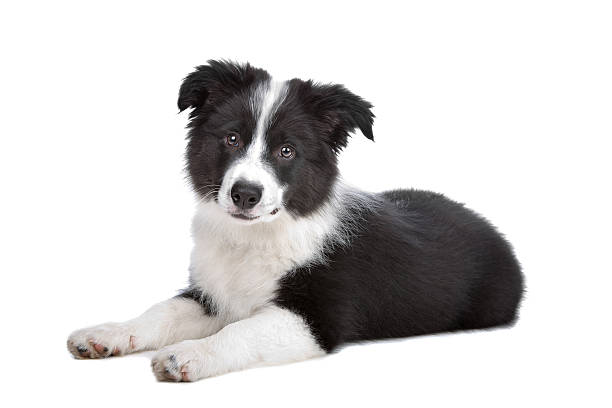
67;60;524;382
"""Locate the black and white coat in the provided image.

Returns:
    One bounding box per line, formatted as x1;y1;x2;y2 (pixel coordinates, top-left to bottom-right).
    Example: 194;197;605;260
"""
68;61;524;381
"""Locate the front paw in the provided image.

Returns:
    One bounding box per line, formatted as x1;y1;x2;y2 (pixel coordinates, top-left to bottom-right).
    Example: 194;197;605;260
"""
151;341;206;382
67;323;135;359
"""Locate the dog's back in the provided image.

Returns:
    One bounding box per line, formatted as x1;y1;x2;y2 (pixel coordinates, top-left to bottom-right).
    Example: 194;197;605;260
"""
276;188;524;352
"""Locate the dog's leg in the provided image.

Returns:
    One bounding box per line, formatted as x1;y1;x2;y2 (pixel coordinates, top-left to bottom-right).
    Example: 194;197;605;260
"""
67;297;224;359
150;305;325;382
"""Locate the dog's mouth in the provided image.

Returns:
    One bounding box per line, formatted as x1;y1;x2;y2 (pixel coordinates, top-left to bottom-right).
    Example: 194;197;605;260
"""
230;208;280;221
231;213;260;221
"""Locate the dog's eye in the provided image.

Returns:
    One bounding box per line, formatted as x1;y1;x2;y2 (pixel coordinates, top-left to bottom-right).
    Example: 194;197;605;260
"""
226;132;240;147
279;145;295;159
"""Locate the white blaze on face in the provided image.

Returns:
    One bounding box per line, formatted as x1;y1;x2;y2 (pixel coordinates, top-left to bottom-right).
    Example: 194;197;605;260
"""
218;79;288;222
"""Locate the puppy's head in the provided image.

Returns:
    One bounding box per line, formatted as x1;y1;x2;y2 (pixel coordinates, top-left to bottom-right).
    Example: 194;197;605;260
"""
179;60;374;224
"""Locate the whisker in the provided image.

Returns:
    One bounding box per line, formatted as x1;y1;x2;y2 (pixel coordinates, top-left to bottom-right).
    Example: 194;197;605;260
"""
196;187;221;205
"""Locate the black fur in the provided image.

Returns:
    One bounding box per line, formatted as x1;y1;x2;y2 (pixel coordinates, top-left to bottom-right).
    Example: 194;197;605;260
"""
179;60;271;200
177;287;218;316
275;189;523;352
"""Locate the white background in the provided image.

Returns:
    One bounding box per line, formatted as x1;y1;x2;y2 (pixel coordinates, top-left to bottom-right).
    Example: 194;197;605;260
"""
1;1;610;406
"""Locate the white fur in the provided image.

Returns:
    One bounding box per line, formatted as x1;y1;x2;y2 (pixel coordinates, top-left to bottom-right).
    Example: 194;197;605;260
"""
67;297;224;358
151;305;325;381
190;183;351;320
217;79;288;223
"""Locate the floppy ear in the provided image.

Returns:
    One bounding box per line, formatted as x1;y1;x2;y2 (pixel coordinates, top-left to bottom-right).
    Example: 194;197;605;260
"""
178;60;267;120
305;81;375;153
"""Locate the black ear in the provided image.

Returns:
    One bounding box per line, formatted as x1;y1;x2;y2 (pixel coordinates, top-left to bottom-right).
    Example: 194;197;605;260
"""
305;82;375;152
178;60;268;118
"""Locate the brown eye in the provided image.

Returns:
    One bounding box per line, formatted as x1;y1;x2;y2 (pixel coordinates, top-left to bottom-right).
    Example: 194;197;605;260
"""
280;145;295;159
226;132;240;147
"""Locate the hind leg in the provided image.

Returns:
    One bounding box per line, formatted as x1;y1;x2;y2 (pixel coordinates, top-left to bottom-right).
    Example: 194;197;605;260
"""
460;265;524;330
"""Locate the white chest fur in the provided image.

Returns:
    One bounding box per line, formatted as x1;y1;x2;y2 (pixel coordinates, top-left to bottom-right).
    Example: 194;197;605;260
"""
188;199;341;322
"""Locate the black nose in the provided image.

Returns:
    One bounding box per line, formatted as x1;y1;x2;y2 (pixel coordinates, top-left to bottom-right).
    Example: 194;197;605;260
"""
230;180;263;210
